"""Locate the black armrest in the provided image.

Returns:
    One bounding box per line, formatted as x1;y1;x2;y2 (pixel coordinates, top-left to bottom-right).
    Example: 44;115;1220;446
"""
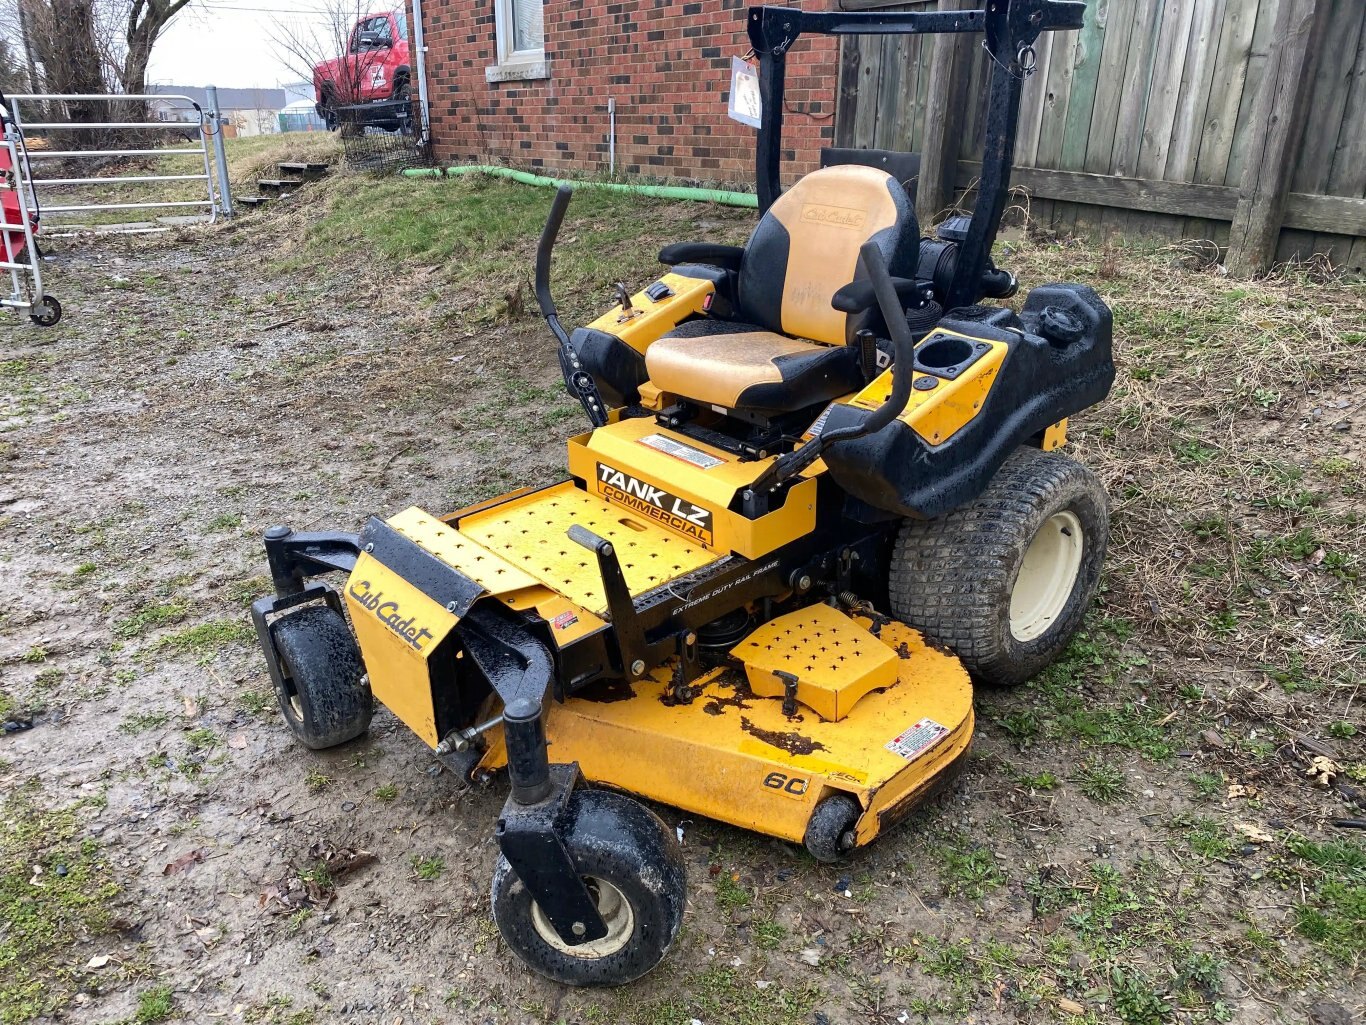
831;277;921;314
658;242;746;271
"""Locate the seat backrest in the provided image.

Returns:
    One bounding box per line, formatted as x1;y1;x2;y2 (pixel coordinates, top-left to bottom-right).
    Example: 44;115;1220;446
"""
738;165;919;346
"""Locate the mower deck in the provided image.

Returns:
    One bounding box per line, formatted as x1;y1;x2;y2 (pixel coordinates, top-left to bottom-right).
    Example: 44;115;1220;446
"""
480;616;974;847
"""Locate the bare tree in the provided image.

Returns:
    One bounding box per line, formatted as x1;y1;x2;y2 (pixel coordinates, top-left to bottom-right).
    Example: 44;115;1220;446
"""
119;0;190;95
273;0;389;130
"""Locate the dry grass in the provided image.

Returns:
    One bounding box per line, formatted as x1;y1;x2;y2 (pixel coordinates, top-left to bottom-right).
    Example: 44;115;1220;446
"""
1004;232;1365;709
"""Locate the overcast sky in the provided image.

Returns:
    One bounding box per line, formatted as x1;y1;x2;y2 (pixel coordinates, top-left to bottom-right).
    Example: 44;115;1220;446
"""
148;0;350;90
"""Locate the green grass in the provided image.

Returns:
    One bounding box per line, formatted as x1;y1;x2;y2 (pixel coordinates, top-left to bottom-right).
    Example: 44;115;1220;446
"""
285;174;751;328
1075;761;1128;804
373;783;399;803
713;866;750;911
616;965;818;1025
0;786;119;1023
1283;835;1365;962
411;856;445;882
752;916;786;950
118;711;170;735
936;835;1006;898
1183;818;1239;860
113;601;188;640
133;986;174;1023
206;512;242;531
151;618;254;655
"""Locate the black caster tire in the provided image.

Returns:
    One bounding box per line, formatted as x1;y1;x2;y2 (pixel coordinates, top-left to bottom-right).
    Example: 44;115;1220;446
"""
491;789;686;986
889;446;1108;687
269;605;371;750
803;793;861;863
29;295;61;327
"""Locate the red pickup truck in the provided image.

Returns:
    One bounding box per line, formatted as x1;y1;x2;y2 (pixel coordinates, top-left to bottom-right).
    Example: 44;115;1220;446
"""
314;10;411;131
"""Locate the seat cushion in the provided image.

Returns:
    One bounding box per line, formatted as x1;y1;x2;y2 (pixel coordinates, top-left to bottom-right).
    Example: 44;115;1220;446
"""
738;164;919;346
646;319;863;415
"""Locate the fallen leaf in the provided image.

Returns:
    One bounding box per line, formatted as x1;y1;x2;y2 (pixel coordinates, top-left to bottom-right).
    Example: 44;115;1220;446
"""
182;695;198;716
163;849;205;876
1235;822;1274;844
1307;756;1341;787
1310;548;1326;566
86;954;110;969
1057;997;1085;1016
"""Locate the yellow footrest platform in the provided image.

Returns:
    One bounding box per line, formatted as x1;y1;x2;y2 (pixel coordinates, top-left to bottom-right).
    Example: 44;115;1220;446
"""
732;603;899;722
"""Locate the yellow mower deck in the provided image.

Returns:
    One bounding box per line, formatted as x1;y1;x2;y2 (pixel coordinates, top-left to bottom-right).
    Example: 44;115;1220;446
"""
479;616;974;847
346;474;974;848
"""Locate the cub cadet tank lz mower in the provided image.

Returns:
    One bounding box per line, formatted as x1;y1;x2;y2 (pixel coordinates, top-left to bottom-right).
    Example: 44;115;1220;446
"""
251;0;1112;985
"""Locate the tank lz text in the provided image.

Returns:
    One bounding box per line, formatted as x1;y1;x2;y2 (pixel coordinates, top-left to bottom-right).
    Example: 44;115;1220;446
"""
596;463;714;544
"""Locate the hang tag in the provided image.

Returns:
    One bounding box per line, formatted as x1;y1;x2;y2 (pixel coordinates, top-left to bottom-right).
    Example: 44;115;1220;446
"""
728;56;762;128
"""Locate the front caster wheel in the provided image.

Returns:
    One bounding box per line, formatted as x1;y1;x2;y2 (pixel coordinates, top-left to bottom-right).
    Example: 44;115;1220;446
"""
269;605;372;749
491;789;686;986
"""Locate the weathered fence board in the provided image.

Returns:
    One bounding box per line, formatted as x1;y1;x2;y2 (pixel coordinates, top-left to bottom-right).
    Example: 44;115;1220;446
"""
834;0;1366;272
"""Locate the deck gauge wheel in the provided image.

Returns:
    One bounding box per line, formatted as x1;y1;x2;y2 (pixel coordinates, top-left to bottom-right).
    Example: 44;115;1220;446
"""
491;788;686;986
269;605;372;749
803;793;862;863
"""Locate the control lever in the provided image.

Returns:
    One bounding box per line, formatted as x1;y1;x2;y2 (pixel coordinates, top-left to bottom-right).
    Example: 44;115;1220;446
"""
536;186;608;428
749;241;920;495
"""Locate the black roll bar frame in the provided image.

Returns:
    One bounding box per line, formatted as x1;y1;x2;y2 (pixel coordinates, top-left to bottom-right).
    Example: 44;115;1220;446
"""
746;1;1084;310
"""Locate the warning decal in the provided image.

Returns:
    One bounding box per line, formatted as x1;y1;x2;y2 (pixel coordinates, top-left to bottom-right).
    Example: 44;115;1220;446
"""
639;433;725;469
885;717;950;760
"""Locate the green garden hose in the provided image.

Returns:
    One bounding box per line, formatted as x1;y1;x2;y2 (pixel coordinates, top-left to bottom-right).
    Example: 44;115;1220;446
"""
400;164;758;209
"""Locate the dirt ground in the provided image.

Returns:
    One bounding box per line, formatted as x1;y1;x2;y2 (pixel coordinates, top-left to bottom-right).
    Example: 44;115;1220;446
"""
1;171;1363;1025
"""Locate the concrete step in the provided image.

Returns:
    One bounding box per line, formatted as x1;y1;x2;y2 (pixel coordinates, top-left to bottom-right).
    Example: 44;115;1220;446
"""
257;179;304;194
236;196;269;208
278;161;330;180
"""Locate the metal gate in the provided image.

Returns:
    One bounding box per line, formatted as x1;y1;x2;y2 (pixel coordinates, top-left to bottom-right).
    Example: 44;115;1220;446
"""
7;90;234;229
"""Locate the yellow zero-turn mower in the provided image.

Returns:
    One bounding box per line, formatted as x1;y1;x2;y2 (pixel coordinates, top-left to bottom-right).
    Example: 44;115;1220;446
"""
251;0;1111;986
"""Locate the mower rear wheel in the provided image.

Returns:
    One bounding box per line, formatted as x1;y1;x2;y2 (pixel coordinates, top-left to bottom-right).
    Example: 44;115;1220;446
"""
491;789;686;986
803;793;862;863
889;446;1108;687
269;606;372;749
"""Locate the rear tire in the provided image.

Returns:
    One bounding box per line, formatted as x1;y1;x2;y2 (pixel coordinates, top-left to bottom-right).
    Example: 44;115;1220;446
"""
889;447;1108;687
269;605;371;749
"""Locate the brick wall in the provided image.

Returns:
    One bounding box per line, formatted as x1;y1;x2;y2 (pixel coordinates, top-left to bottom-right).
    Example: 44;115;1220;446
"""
418;0;839;186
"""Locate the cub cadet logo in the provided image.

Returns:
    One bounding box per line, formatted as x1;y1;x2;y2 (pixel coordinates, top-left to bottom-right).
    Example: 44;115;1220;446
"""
596;463;713;544
800;203;866;230
348;579;434;652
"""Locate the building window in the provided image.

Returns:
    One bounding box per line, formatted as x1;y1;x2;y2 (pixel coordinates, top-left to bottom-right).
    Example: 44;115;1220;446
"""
486;0;549;83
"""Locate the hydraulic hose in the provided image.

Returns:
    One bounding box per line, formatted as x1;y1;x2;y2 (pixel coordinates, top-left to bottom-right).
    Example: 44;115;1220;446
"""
400;163;759;209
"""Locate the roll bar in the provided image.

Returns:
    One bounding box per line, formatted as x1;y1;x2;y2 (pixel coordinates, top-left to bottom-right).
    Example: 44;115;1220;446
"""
747;0;1084;310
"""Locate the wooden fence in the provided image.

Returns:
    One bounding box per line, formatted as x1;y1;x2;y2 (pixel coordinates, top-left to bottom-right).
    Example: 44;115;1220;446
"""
834;0;1366;275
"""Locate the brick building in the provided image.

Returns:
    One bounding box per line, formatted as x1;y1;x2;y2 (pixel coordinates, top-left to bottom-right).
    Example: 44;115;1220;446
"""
417;0;840;186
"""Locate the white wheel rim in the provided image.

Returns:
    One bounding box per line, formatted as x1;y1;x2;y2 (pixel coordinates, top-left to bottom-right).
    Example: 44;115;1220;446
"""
530;876;635;959
1009;510;1084;642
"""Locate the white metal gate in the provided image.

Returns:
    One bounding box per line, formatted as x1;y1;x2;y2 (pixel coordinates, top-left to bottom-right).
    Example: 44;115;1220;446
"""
7;91;233;227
